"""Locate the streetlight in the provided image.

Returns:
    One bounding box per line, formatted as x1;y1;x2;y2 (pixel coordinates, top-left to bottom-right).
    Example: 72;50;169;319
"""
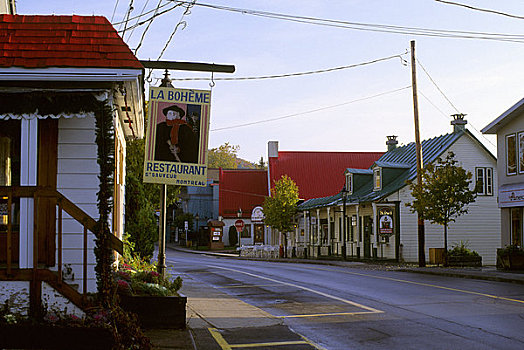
341;186;348;260
237;208;242;247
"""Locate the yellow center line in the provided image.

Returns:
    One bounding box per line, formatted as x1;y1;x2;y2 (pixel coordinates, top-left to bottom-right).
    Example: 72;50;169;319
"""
302;265;524;305
230;340;309;348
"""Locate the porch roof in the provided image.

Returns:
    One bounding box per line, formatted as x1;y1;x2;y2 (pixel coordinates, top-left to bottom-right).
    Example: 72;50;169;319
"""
0;15;143;69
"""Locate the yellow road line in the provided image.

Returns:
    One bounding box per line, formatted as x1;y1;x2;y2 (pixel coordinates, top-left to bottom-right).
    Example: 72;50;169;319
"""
208;327;324;350
209;265;384;314
276;311;377;318
303;265;524;305
209;328;232;350
229;340;309;348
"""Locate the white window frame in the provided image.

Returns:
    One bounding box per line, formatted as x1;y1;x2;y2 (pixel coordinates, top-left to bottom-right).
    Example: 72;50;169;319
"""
519;132;524;174
476;167;493;196
346;173;353;194
506;133;517;176
373;167;382;191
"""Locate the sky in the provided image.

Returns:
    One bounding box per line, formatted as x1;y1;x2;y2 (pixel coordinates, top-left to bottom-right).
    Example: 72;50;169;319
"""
18;0;524;163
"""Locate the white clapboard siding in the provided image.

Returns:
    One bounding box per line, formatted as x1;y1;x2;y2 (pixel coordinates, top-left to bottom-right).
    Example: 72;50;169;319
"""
57;115;99;293
397;133;500;265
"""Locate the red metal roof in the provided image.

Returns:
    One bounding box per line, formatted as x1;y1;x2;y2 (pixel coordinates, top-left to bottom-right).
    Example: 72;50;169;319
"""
0;15;142;69
219;169;268;218
269;151;384;200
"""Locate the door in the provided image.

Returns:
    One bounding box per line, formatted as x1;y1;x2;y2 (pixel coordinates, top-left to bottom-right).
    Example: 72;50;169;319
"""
0;120;21;264
363;216;372;258
254;224;264;244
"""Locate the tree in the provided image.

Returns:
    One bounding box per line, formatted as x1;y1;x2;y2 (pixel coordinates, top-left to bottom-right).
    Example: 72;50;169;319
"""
406;151;477;264
125;136;180;259
263;175;299;258
208;142;239;169
257;156;267;169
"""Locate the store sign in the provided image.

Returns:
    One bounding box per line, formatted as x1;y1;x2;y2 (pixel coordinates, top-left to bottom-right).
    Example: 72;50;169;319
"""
251;206;264;222
499;183;524;207
378;207;394;235
143;86;211;187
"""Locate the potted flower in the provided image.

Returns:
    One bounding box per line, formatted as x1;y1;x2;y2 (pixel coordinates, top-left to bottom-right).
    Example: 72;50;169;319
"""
497;245;524;270
115;268;186;329
446;241;482;267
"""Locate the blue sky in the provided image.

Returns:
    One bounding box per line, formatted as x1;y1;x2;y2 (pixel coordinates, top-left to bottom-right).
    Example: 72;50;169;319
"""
19;1;524;162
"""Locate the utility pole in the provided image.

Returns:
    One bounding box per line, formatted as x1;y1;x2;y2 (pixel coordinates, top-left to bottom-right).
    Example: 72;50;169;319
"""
410;40;426;267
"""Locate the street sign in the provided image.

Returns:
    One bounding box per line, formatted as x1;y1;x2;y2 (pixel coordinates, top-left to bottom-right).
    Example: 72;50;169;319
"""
234;219;245;233
184;221;188;230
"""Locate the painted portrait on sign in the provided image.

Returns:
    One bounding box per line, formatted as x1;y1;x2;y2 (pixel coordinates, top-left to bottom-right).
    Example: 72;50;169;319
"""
154;102;201;164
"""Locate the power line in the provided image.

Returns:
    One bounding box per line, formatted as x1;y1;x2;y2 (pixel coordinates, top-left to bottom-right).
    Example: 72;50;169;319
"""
157;0;196;60
435;0;524;20
211;86;411;132
173;52;408;81
126;0;152;41
175;1;524;43
120;0;135;38
111;0;121;22
416;58;461;113
133;0;167;54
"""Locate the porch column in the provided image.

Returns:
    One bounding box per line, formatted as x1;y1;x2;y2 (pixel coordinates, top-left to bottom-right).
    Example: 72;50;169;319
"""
327;207;331;247
372;202;378;258
20;118;38;269
356;204;361;258
316;209;321;246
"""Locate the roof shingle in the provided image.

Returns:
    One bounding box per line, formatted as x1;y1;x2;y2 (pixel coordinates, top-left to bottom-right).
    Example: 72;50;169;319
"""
0;14;142;69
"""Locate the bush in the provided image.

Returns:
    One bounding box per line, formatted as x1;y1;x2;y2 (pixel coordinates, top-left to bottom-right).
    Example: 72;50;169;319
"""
498;244;524;256
448;241;479;257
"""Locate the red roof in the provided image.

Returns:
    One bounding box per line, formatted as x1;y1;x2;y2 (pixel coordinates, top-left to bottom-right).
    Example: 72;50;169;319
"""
269;151;383;200
219;169;268;219
0;15;142;69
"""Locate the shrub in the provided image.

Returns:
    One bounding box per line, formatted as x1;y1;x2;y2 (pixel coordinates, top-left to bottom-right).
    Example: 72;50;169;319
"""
448;241;479;257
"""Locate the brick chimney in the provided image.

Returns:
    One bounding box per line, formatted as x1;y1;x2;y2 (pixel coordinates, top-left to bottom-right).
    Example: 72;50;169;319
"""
451;113;467;132
386;135;398;151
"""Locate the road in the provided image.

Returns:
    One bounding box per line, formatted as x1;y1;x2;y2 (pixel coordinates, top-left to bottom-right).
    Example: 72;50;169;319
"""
166;249;524;350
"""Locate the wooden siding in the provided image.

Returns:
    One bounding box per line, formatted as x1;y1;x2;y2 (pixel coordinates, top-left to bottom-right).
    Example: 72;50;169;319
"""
56;116;99;293
397;133;500;265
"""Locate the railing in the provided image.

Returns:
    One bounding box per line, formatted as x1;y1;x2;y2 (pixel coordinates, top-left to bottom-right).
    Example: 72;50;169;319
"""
0;186;123;313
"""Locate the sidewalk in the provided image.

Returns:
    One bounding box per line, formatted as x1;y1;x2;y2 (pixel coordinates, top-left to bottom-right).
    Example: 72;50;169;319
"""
146;244;524;349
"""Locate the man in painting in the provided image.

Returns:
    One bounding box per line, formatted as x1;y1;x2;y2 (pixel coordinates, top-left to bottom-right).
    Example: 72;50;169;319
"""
154;104;198;163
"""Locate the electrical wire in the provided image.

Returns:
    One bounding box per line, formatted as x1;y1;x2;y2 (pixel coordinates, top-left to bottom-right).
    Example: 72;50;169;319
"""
174;1;524;43
133;0;167;54
435;0;524;20
120;0;135;38
113;1;177;28
172;53;407;81
127;0;152;41
211;86;411;132
416;58;461;113
111;0;121;22
157;0;196;60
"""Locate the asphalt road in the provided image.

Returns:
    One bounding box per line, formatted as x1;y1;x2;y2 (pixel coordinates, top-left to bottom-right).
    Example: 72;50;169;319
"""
166;250;524;350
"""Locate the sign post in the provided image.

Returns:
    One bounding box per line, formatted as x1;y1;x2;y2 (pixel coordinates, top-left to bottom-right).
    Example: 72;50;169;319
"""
235;219;244;247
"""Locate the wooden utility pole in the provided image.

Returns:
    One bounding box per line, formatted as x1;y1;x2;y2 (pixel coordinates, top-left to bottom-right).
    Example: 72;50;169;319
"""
410;40;426;267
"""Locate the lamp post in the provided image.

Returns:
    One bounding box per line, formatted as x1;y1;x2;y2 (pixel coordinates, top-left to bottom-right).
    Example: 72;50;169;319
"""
237;208;242;247
341;186;348;260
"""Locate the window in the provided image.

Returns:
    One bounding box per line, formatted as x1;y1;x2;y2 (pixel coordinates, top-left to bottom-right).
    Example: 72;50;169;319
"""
476;167;493;196
373;167;381;191
241;225;251;238
345;173;353;194
519;132;524;174
507;133;517;175
511;208;522;247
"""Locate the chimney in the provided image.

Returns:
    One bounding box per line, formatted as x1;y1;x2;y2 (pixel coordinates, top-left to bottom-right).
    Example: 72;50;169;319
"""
268;141;279;158
451;113;467;132
386;135;398;151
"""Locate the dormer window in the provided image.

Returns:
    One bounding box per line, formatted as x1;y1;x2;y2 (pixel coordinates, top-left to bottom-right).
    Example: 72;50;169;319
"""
373;167;382;191
345;173;353;194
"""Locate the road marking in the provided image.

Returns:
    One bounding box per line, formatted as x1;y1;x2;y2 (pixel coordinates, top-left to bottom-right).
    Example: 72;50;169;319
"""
209;265;384;314
215;283;283;289
276;311;378;318
208;327;326;350
302;265;524;305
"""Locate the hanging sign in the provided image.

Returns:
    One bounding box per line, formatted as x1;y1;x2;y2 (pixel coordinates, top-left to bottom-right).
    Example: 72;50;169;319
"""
378;207;394;235
143;86;211;187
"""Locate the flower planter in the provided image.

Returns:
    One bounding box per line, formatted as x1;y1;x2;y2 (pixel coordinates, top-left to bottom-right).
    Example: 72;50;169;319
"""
447;255;482;267
0;324;114;349
497;249;524;270
119;294;187;329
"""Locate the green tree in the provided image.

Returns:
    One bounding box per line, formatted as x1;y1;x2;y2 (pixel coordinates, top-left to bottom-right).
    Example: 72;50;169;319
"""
263;175;299;258
406;151;477;263
208;142;239;169
125;136;180;259
257;156;267;170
